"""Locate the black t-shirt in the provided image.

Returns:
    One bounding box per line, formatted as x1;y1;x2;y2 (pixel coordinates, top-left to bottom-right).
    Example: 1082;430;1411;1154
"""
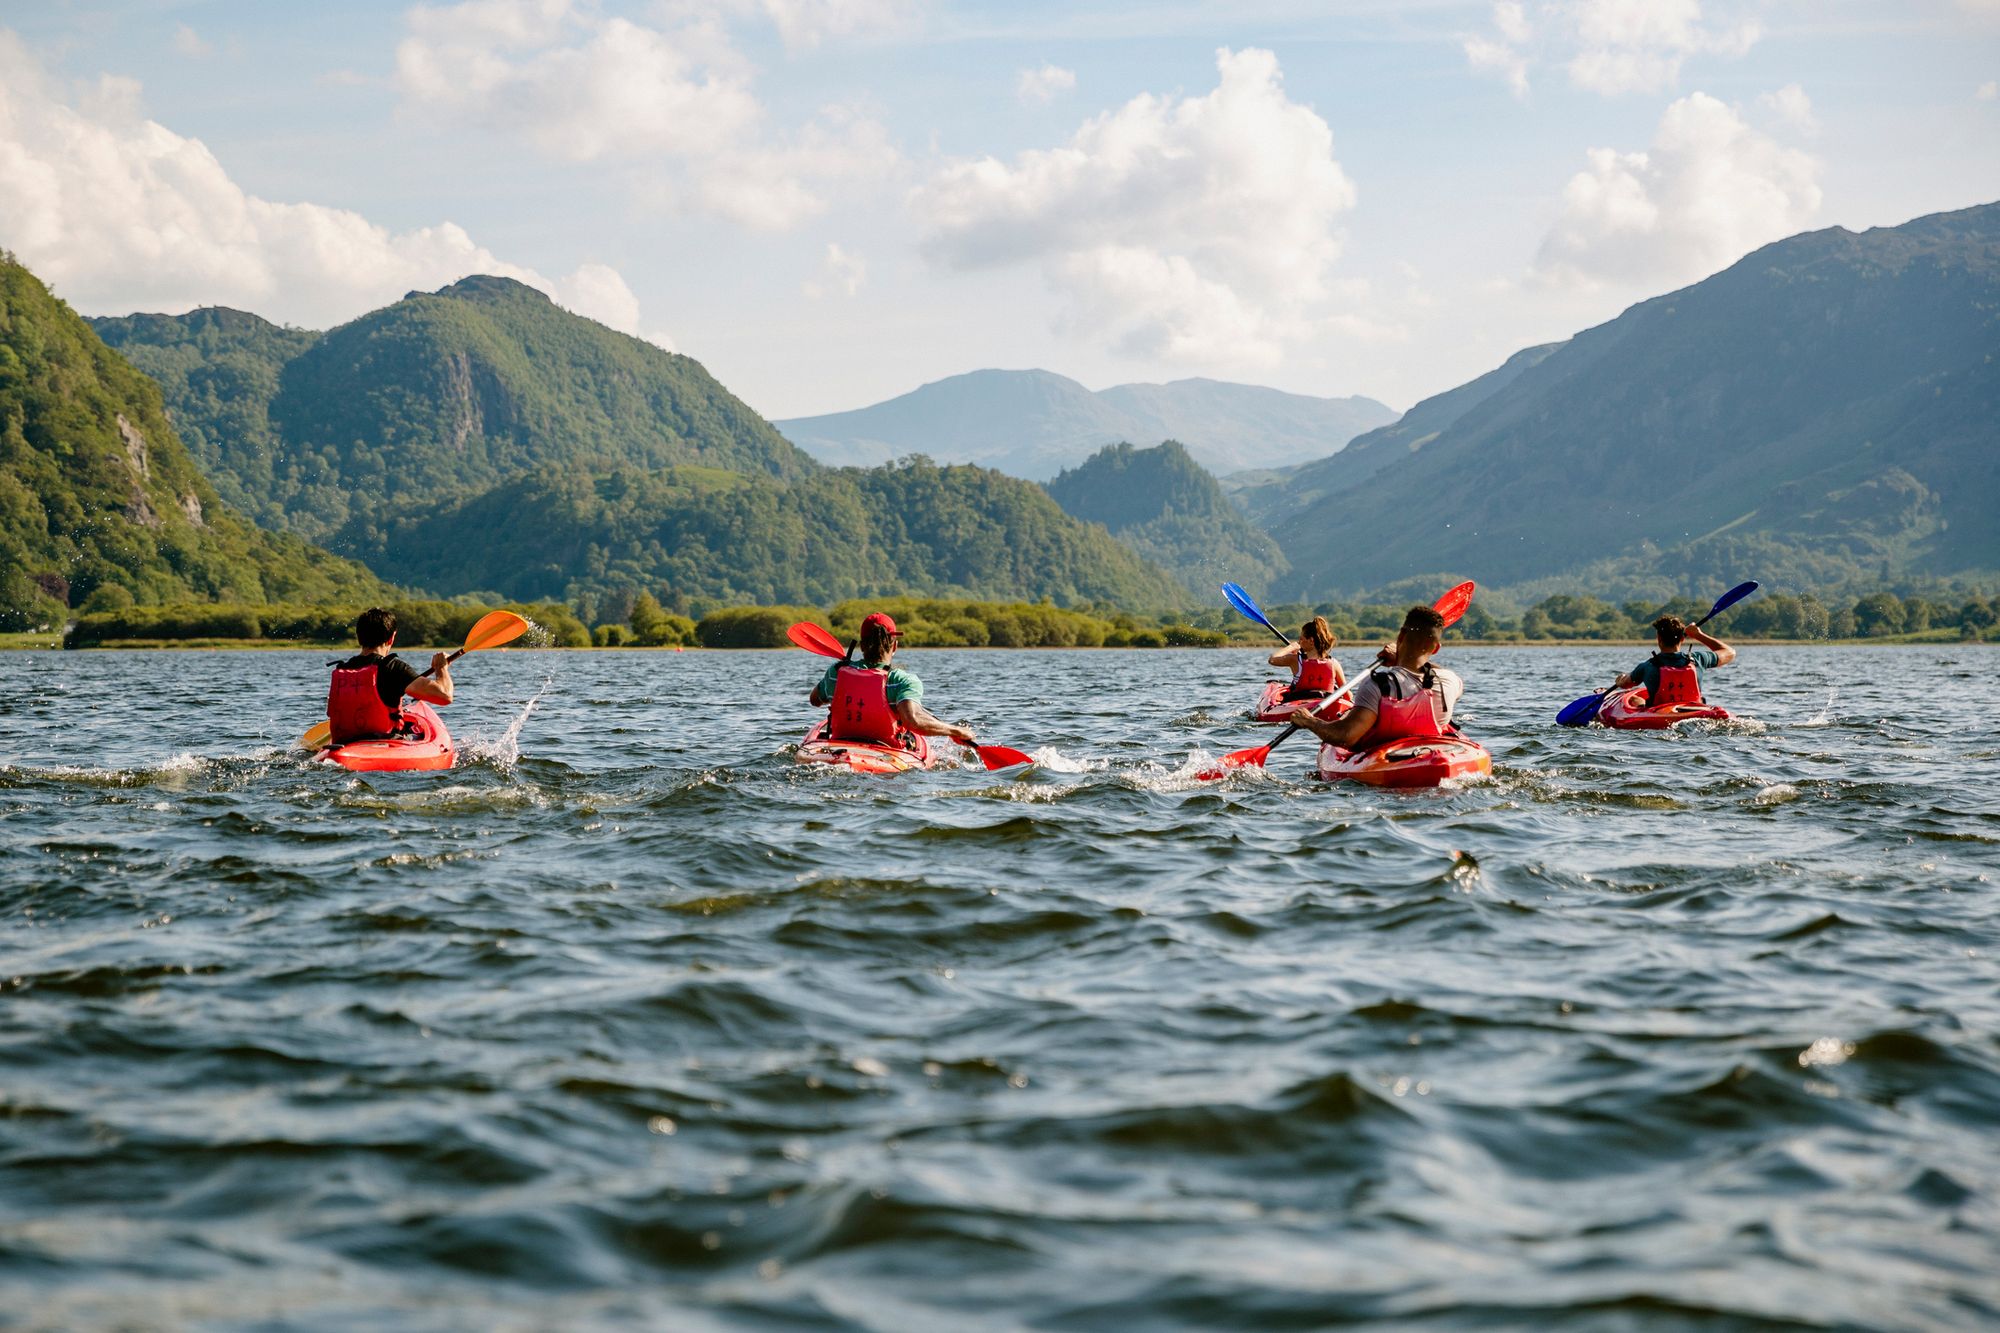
341;652;419;711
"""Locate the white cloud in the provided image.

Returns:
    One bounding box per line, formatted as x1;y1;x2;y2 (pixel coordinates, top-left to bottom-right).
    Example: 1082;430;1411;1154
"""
0;31;666;342
170;24;211;58
396;0;899;230
1464;0;1758;98
1016;63;1076;105
802;242;866;298
1534;91;1821;288
913;47;1362;367
1758;82;1817;133
754;0;919;48
1978;80;1999;101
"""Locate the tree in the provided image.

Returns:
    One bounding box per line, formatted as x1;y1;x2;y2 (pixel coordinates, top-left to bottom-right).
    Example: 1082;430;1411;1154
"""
1852;592;1906;637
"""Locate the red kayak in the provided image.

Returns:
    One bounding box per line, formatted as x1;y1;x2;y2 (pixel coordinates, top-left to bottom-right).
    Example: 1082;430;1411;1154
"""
1251;681;1354;725
1597;686;1730;730
318;701;456;772
1315;733;1491;788
796;718;935;774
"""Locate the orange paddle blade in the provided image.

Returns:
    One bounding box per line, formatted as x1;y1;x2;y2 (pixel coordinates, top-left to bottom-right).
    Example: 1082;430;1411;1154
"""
463;610;531;654
300;720;332;751
1195;742;1271;782
787;621;846;658
1436;581;1476;628
975;744;1033;771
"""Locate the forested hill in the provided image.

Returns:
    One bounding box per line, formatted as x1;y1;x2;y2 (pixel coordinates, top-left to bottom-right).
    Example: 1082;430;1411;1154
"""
373;457;1186;611
0;257;387;630
93;276;816;555
1045;441;1286;596
777;368;1395;479
1264;201;2000;602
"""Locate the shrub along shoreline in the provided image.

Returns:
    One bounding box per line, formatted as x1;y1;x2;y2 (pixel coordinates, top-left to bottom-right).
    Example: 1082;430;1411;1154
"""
51;588;2000;650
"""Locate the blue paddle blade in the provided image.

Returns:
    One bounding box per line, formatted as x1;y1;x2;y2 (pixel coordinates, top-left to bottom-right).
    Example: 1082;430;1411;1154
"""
1556;692;1604;727
1220;582;1285;641
1697;580;1759;627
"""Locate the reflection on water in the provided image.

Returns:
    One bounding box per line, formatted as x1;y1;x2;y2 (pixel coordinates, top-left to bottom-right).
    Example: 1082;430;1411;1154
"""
2;645;1997;1329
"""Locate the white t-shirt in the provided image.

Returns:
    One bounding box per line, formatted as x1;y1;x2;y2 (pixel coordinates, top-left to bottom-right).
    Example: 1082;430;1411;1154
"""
1348;663;1464;724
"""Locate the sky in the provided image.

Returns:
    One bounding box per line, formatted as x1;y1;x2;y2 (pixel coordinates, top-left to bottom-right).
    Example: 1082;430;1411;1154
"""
2;0;1996;421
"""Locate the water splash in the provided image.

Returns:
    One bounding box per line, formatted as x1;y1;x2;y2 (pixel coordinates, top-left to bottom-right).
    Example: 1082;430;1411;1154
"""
463;673;552;770
1798;685;1838;728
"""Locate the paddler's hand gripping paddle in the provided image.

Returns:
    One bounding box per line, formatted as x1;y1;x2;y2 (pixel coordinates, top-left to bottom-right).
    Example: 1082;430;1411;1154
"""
787;621;1032;771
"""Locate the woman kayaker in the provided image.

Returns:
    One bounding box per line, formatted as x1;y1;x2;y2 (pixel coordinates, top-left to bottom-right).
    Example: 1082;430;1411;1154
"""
327;607;453;743
1268;615;1345;702
808;613;976;751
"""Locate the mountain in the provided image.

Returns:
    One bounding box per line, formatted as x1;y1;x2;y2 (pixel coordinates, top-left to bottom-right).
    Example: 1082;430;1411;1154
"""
93;276;815;555
1230;343;1563;531
373;457;1186;610
775;369;1396;479
1044;441;1286;595
1264;202;2000;602
0;256;386;629
89;306;316;530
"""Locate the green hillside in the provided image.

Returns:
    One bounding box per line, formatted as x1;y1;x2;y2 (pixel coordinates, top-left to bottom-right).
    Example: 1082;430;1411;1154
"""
0;256;387;630
1266;202;2000;602
1045;441;1286;595
91;307;316;530
371;456;1185;611
94;276;816;554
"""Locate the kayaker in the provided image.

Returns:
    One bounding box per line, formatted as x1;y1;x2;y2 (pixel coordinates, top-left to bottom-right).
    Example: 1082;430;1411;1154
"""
326;607;454;744
1288;605;1463;749
1268;615;1345;702
808;612;975;750
1609;615;1735;704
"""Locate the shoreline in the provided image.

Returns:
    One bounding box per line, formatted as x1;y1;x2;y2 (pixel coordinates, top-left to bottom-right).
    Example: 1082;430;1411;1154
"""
7;636;1988;653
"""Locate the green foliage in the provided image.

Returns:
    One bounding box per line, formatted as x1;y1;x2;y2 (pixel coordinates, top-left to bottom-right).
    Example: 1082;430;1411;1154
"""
627;591;697;646
696;605;829;648
65;598;586;648
1;259;388;619
1045;440;1285;596
827;597;1112;648
378;457;1186;610
593;623;633;647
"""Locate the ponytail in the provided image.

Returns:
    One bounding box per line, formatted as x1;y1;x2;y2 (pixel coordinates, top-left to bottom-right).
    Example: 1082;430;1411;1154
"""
1300;615;1336;657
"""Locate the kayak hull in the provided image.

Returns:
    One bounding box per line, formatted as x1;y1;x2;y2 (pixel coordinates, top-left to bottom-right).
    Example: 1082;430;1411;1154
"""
1253;680;1353;725
319;701;456;772
1315;734;1491;788
1598;686;1730;730
796;719;934;774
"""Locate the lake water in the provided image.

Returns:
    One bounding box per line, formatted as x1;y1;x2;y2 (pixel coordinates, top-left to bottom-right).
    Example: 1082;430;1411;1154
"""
3;645;1997;1330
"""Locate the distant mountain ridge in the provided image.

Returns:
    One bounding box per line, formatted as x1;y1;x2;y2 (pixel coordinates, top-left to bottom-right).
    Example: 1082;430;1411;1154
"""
776;368;1397;479
1262;201;2000;602
1044;441;1286;596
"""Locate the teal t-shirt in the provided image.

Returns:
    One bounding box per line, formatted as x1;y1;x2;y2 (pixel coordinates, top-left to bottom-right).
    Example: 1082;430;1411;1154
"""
1630;647;1718;696
818;662;923;706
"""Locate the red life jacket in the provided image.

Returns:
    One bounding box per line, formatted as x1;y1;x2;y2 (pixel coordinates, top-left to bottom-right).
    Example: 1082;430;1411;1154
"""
1289;656;1336;695
828;666;901;744
327;662;401;743
1648;657;1703;706
1359;666;1449;745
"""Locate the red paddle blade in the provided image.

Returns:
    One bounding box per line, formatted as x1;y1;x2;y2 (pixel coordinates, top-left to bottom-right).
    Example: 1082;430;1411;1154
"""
976;745;1033;771
786;621;845;658
1436;581;1476;628
1195;743;1271;782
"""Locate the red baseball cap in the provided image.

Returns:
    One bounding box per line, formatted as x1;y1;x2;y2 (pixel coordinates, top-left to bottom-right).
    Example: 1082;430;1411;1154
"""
861;612;901;638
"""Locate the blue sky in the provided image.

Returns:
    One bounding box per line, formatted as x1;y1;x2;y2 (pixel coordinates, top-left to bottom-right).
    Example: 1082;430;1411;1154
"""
3;1;1996;421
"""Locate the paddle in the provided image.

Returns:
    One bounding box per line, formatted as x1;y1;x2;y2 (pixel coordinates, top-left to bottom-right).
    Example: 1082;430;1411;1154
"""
301;609;531;750
1554;580;1759;727
1198;581;1477;780
786;620;1032;771
1221;582;1290;647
